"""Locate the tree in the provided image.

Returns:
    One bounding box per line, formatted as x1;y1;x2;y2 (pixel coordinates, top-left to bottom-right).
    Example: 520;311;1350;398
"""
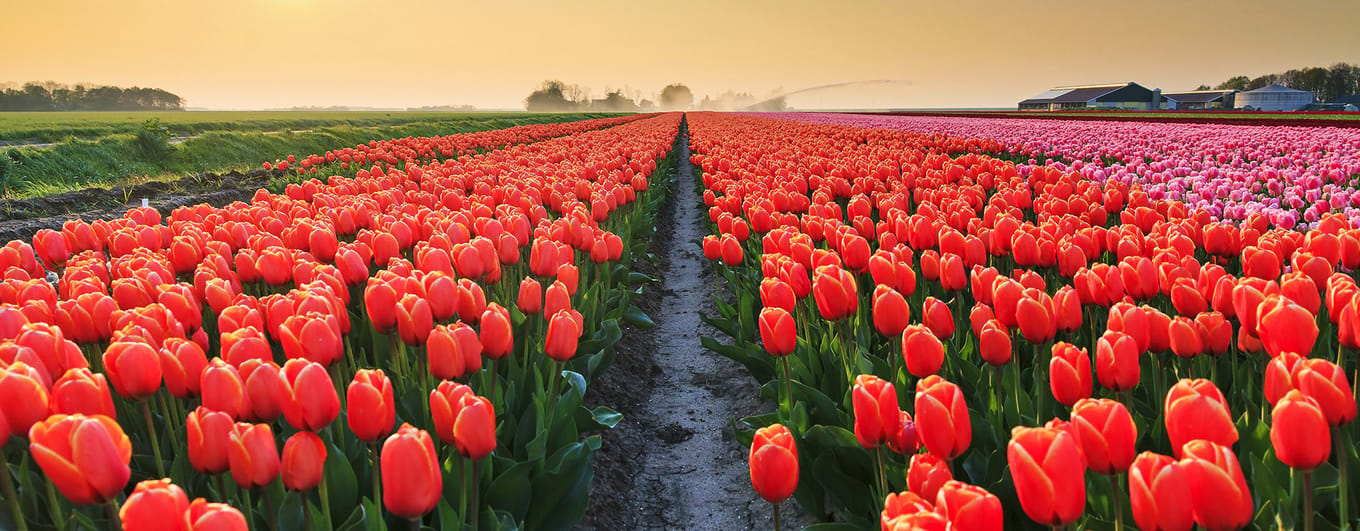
524;80;584;112
1194;84;1212;91
1246;74;1277;91
1215;76;1250;91
659;83;694;110
592;90;640;112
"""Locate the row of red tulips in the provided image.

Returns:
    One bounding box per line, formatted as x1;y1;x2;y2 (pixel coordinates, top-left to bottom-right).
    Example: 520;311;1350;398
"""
687;113;1359;530
0;113;682;530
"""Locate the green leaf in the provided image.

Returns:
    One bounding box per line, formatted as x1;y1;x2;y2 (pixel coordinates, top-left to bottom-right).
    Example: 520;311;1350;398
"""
621;305;656;330
324;441;360;520
484;461;534;522
335;504;367;531
526;441;595;531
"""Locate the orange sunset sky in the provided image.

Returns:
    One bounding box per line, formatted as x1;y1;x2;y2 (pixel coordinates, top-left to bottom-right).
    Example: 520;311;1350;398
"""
4;0;1357;110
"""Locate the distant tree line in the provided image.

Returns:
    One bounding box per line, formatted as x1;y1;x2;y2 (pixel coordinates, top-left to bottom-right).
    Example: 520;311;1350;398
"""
1204;63;1360;102
0;81;185;111
524;80;787;112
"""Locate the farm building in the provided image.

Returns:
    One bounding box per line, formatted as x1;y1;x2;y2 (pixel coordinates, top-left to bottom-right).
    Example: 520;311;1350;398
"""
1018;82;1162;111
1161;90;1236;110
1234;84;1315;111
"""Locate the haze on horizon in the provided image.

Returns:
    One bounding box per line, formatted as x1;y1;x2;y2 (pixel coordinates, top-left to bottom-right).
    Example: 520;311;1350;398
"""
4;0;1357;111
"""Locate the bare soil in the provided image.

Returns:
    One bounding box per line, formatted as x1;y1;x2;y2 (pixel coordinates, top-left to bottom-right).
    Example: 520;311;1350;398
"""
582;120;801;530
0;169;278;242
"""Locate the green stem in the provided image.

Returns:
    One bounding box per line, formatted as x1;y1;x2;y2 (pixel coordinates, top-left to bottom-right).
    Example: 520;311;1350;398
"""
409;517;422;531
772;502;782;531
156;391;180;453
318;466;333;529
469;459;480;531
1337;427;1350;530
781;356;793;424
45;479;66;531
1034;342;1047;424
106;500;120;531
1;460;27;531
369;442;382;509
457;457;467;531
260;488;278;531
241;488;254;528
139;400;166;478
489;358;500;411
1110;473;1124;531
214;474;231;502
875;446;889;509
1303;470;1314;531
545;361;563;429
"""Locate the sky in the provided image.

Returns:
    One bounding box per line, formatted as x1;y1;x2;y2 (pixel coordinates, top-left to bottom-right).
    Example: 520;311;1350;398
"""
4;0;1358;110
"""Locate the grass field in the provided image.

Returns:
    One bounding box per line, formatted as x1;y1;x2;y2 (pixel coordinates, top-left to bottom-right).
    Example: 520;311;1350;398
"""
0;110;595;144
0;111;624;198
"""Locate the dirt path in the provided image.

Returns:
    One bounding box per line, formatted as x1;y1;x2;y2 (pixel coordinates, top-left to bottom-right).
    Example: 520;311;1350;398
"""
583;118;787;530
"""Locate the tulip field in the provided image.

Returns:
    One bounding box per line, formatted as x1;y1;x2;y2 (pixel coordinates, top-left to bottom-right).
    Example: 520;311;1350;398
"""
1;108;1359;531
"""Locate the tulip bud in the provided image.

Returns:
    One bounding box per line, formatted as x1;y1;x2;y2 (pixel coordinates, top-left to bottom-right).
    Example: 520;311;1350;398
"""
1128;452;1194;531
921;297;954;340
749;423;799;503
1095;330;1139;393
1008;425;1086;526
278;313;343;366
1180;440;1253;531
278;359;340;432
1164;379;1238;456
382;424;442;519
282;431;327;491
1293;358;1356;426
978;319;1012;367
1270;390;1332;470
914;375;971;460
934;480;1003;531
1257;294;1319;358
50;367;117;419
852;375;900;448
907;453;952;502
120;479;191;531
347;369;396;443
517;277;542;315
902;324;944;377
227;422;279;489
29;414;131;505
872;285;910;337
480;304;513;360
102;339;162;400
1070;398;1137;474
1049;342;1092;408
881;491;935;531
545;309;582;362
187;406;234;475
758;307;797;356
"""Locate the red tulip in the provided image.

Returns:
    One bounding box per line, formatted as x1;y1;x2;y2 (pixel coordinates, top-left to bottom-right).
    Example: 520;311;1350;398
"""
887;410;919;455
1107;302;1150;353
382;424;442;519
395;293;434;346
120;478;191;531
749;423;799;503
907;452;952;502
1128;452;1194;531
187;498;249;530
1293;358;1356;426
1264;351;1303;407
543;280;571;321
1164;379;1238;456
933;480;1003;531
219;326;271;367
720;233;743;266
759;307;797;356
812;265;858;321
282;431;326;491
1070;398;1137;474
1095;330;1139;392
239;359;282;423
914;375;971;460
978;319;1011;366
50;367;116;419
364;279;400;333
1008;425;1086;526
761;278;798;314
160;337;208;399
102;339;162;400
872;285;910;337
187;406;234;475
1049;342;1091;408
1015;293;1054;344
852;374;900;448
278;313;342;366
1170;278;1208;317
29;414;131;505
451;392;497;460
1257;294;1319;357
545;309;582;362
881;491;935;530
902;324;944;377
1270;390;1332;470
33;229;71;269
347;369;396;442
1180;440;1253;531
480;303;513;360
1052;286;1082;333
200;358;249;420
921;297;954;340
1167;316;1202;359
427;323;482;380
227;422;279;489
278;359;340;432
517;277;542;315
